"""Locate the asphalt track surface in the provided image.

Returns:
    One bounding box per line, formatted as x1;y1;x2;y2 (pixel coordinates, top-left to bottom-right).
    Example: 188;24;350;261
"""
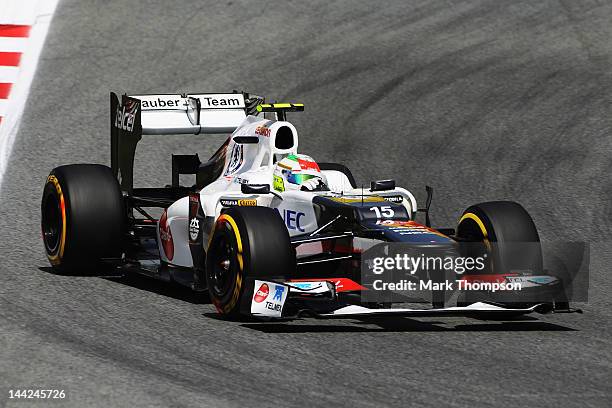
1;1;612;407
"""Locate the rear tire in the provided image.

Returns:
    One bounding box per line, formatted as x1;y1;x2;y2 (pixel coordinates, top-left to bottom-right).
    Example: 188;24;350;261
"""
41;164;125;272
206;207;295;317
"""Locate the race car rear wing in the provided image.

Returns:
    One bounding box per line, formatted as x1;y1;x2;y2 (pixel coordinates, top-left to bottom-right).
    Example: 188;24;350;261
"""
110;91;263;193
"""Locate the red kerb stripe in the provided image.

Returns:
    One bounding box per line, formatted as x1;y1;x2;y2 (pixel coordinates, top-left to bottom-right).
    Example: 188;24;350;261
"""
0;52;21;66
0;83;12;99
0;25;31;37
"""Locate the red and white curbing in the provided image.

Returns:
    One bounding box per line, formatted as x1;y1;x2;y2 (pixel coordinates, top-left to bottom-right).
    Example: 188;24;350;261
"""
0;24;31;124
0;0;59;190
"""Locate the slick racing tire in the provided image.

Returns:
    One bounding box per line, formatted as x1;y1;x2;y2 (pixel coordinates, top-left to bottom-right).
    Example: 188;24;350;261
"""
41;164;125;272
456;201;542;274
206;206;295;317
456;201;543;306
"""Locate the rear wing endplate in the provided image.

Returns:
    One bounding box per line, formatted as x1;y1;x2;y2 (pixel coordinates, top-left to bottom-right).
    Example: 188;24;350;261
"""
110;91;263;193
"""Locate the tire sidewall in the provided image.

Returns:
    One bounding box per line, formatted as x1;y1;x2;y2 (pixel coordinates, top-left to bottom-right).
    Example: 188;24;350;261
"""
206;213;247;315
457;201;542;275
41;164;125;269
206;207;294;316
41;173;67;265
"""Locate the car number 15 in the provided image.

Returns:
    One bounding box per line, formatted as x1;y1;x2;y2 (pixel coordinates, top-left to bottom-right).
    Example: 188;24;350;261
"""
369;206;395;219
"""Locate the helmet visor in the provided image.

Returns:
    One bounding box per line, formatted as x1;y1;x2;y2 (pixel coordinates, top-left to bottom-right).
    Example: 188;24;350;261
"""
286;172;318;185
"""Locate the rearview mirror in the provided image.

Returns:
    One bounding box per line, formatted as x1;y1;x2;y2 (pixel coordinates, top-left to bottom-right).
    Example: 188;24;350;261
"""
370;179;395;191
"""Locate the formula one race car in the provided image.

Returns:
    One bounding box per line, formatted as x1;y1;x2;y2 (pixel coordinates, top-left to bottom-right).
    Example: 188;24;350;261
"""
41;91;573;320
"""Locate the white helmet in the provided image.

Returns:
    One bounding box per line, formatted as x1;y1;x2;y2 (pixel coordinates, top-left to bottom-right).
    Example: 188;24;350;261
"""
273;154;327;192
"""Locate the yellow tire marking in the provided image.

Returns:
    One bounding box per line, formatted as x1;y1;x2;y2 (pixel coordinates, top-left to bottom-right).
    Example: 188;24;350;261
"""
459;212;492;258
217;214;243;271
46;175;66;265
215;214;244;313
459;212;488;240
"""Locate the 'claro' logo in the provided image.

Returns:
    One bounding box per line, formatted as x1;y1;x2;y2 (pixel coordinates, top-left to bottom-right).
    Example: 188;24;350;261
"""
254;283;269;303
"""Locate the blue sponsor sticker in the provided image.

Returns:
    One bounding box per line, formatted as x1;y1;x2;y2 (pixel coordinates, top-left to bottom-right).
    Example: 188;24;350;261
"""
275;208;306;232
290;282;319;290
273;285;285;301
527;276;558;285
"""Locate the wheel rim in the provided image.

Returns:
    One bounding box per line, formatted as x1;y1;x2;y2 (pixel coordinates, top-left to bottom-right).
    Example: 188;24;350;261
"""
208;234;238;298
458;217;496;273
458;218;486;242
42;192;62;253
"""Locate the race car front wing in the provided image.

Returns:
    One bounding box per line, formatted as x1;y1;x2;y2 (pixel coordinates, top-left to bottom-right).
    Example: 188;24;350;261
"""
242;279;555;320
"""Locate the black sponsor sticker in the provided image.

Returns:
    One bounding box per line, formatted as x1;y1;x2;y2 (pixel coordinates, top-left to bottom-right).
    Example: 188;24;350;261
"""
383;195;404;203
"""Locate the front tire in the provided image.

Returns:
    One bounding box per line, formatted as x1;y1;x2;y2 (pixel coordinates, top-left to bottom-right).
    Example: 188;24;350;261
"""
41;164;125;272
456;201;544;307
206;207;295;317
456;200;542;275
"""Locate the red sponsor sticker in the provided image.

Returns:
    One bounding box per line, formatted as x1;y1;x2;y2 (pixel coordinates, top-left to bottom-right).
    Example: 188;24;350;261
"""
297;158;320;171
255;126;271;137
189;193;199;217
159;210;174;261
254;283;269;303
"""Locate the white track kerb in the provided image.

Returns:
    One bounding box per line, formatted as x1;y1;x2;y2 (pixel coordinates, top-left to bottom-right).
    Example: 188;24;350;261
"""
0;0;59;191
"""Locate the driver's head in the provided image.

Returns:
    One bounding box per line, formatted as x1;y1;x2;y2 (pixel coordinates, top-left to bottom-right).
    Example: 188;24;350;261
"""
273;154;327;192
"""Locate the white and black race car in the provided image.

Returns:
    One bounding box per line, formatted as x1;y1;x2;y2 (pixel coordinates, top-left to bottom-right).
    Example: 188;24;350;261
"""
41;91;573;320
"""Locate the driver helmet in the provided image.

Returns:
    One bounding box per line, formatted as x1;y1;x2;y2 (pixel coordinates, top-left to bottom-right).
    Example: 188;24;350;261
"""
273;154;327;192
